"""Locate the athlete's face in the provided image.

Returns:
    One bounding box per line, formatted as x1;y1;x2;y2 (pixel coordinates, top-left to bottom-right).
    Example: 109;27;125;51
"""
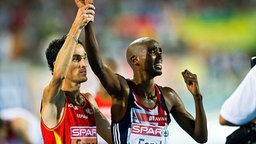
139;40;163;77
66;44;88;83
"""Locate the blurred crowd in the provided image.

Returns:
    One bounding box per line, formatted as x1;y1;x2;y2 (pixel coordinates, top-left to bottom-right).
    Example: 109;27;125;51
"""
0;0;256;143
1;0;256;62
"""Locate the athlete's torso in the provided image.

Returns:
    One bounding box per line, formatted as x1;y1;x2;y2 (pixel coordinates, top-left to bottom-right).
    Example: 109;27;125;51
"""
40;93;97;144
112;81;171;144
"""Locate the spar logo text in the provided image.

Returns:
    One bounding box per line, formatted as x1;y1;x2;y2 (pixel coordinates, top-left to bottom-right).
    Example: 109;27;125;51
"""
70;126;96;138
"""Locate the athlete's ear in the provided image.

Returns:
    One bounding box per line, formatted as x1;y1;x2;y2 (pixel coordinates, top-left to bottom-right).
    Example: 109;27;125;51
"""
131;55;139;66
53;61;56;69
51;61;56;75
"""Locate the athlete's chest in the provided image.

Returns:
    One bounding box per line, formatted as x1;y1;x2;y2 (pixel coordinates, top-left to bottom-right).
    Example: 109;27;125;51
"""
65;102;95;122
131;102;168;126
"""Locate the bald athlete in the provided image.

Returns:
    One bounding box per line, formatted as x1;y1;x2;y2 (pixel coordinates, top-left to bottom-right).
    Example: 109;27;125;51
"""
76;1;208;144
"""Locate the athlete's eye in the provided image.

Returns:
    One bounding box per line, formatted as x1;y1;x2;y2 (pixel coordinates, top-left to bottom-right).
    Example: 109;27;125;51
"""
148;48;162;55
72;55;81;62
148;49;156;54
72;54;87;62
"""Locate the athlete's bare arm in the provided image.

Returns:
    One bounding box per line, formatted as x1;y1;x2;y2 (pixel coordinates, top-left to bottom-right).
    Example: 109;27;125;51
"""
41;5;95;128
84;93;113;144
161;69;207;143
83;19;129;123
74;0;129;122
219;115;238;126
181;69;208;143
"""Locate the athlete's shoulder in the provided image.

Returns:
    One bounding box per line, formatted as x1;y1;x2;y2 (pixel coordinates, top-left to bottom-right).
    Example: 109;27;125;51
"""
157;85;177;95
157;86;181;111
81;92;99;109
157;85;180;103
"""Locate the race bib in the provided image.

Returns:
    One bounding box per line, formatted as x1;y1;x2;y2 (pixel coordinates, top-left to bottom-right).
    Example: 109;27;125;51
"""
128;123;170;144
70;126;97;144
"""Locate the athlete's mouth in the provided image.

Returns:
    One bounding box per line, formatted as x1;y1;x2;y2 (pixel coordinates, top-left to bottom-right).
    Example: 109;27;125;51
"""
80;70;87;75
155;61;162;69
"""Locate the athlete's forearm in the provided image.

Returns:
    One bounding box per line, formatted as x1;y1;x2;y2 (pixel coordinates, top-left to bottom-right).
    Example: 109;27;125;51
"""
84;23;105;75
193;95;208;143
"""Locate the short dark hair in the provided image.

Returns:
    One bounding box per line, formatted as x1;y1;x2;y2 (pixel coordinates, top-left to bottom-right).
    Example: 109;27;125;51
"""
45;35;83;74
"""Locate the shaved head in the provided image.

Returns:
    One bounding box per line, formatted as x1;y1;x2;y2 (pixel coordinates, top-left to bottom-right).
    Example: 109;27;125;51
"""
129;37;152;46
126;37;157;68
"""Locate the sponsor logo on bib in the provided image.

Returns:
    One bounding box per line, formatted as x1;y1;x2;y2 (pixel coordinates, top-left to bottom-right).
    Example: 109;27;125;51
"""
71;126;96;138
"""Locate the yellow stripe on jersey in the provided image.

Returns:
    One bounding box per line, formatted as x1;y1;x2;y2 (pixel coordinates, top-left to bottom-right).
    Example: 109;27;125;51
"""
53;131;62;144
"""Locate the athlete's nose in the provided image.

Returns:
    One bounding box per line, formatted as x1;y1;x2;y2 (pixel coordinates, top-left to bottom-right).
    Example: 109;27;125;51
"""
80;58;87;68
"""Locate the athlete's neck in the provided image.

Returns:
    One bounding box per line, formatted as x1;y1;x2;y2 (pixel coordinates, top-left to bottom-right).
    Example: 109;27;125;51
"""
131;79;156;99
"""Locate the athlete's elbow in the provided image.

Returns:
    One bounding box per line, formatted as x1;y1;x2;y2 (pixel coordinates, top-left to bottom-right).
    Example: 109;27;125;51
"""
219;115;236;126
194;133;208;143
196;137;208;143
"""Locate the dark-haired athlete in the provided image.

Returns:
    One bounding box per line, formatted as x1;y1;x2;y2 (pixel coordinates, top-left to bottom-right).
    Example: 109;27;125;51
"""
40;4;112;144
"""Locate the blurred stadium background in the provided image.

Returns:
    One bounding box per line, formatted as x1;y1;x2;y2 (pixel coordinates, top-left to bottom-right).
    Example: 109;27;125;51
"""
1;0;256;143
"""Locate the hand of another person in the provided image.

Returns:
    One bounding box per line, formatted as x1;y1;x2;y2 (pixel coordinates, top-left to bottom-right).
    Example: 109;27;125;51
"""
182;69;201;97
75;0;94;8
74;4;95;29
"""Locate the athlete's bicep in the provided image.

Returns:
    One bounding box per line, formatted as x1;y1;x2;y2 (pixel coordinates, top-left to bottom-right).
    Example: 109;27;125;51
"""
162;87;191;118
